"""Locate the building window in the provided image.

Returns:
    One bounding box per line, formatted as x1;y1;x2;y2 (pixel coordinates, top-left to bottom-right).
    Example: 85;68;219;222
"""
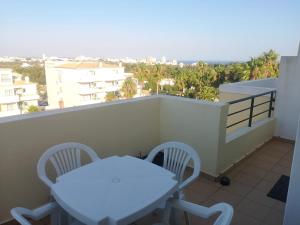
81;95;91;101
57;71;63;83
7;103;15;111
1;103;16;111
4;89;14;96
1;74;12;83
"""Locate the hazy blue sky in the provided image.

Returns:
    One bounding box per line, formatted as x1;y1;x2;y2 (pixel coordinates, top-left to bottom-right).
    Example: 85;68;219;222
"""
1;0;300;61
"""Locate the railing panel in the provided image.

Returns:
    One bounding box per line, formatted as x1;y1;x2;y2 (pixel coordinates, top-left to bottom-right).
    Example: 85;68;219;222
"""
226;90;276;129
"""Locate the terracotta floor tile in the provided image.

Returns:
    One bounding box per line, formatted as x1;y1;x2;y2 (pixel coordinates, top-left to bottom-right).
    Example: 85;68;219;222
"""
262;208;284;225
210;189;243;206
272;201;286;212
245;189;277;207
233;172;262;187
185;181;219;204
221;181;253;196
232;211;261;225
254;180;274;193
253;154;280;164
271;165;291;176
244;158;275;171
237;199;270;221
264;172;282;183
277;159;292;168
241;165;267;179
189;213;218;225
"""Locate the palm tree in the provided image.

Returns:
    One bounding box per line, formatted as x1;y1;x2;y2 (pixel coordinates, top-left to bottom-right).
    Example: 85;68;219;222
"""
121;78;137;99
105;92;118;102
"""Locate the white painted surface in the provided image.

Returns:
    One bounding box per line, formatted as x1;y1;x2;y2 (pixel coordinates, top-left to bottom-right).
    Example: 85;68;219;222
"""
283;119;300;225
52;156;178;225
219;78;276;96
275;44;300;140
0;68;39;117
45;61;131;109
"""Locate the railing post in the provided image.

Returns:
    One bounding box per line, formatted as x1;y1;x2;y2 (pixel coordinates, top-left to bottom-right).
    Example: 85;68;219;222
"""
268;92;274;118
248;97;254;127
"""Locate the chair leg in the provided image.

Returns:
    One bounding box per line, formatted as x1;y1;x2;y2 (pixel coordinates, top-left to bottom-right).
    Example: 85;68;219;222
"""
184;211;190;225
50;207;60;225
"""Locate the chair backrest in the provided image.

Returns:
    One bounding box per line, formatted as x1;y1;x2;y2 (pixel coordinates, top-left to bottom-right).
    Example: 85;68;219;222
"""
37;142;99;188
162;199;233;225
11;202;58;225
146;142;201;191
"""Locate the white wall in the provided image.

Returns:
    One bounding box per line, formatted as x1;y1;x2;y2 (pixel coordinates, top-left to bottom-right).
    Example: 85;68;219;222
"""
275;44;300;140
284;118;300;225
160;96;228;177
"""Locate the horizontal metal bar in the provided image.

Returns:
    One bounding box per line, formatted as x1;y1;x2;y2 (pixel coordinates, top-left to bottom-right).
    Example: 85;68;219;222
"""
252;109;271;118
227;99;272;117
228;90;276;105
226;117;250;128
228;107;251;116
253;100;271;108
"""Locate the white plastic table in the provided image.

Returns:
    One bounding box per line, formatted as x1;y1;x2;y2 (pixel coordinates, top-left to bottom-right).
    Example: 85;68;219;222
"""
51;155;178;225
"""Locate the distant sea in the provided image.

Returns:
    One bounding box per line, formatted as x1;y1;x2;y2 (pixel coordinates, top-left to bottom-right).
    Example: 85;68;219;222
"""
179;60;243;65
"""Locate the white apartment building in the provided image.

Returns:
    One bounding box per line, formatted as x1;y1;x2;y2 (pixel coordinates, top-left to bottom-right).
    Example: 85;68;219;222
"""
45;61;133;109
0;68;39;117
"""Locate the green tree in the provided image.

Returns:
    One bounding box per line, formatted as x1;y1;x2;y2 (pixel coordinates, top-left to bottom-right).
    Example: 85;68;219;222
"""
123;49;279;101
121;78;137;99
13;64;46;85
105;92;118;102
27;105;40;113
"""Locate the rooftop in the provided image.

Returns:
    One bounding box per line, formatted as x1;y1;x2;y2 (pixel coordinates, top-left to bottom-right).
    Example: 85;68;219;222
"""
55;62;120;69
13;80;34;85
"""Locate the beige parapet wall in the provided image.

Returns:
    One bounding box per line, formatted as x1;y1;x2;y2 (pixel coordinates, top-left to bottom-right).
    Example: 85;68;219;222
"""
0;97;161;223
218;118;276;173
0;95;274;222
159;96;228;177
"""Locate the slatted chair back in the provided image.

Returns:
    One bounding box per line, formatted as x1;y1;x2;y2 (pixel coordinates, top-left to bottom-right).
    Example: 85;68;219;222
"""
37;142;99;188
146;142;201;191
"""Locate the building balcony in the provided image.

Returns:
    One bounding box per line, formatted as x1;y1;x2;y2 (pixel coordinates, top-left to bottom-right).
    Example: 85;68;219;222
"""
1;46;300;225
0;94;283;224
104;85;120;92
78;88;98;95
20;94;40;101
0;95;19;104
77;76;96;83
0;109;20;117
0;94;39;104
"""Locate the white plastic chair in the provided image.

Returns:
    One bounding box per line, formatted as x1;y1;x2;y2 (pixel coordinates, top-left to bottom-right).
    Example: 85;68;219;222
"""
11;202;83;225
11;202;59;225
157;199;234;225
37;142;100;188
146;142;201;195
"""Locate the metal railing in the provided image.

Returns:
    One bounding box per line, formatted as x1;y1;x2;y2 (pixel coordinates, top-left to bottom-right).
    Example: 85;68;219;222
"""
226;90;276;128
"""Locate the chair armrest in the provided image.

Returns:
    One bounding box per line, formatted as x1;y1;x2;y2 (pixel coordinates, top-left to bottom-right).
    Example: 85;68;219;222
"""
11;202;58;225
169;199;234;225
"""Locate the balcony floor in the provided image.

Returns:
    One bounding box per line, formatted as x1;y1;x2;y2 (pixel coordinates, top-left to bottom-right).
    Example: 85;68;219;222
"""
6;138;294;225
137;138;294;225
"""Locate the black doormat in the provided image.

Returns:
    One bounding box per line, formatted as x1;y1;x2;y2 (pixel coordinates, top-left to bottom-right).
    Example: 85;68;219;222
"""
267;175;290;203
